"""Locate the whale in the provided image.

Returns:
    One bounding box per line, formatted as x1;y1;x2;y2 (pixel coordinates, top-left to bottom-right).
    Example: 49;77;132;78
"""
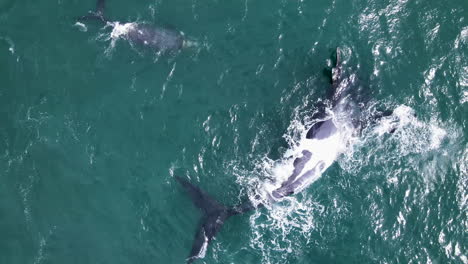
176;48;393;263
79;0;186;53
271;48;361;199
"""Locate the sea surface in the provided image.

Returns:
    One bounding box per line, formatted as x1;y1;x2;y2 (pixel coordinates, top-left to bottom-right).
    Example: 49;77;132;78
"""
1;0;467;263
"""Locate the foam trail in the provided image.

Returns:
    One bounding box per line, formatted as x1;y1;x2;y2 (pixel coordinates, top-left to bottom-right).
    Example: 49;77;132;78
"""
73;22;88;32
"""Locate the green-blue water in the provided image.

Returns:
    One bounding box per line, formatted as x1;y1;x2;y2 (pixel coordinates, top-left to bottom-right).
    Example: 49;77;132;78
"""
1;0;467;263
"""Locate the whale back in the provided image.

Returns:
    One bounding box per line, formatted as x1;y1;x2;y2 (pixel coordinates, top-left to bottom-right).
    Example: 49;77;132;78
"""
127;24;184;52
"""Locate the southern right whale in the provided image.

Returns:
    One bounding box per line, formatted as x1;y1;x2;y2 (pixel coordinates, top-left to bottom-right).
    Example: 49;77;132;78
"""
176;48;393;263
79;0;187;53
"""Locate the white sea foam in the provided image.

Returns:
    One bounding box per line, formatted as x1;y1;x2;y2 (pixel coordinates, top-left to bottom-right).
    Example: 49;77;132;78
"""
108;21;136;40
73;22;87;32
457;148;468;218
373;105;447;152
99;21;137;55
459;66;468;104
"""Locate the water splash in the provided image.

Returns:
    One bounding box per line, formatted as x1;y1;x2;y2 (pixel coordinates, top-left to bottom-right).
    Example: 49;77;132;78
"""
73;22;87;32
101;21;137;56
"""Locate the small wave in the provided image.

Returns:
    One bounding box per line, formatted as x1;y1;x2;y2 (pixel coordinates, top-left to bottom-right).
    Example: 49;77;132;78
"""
73;22;87;32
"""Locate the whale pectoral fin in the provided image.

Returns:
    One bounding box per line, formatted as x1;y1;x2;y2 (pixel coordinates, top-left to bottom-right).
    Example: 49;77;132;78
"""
284;150;313;187
272;188;294;199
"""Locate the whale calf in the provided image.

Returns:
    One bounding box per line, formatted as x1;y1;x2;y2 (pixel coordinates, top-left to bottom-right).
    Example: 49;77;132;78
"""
79;0;186;53
176;48;393;263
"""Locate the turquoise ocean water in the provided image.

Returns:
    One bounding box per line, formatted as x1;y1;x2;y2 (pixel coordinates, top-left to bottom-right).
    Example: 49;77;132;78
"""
1;0;467;263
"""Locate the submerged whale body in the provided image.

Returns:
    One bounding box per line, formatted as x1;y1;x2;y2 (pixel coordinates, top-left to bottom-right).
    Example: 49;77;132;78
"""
126;23;184;52
79;0;185;53
176;48;393;262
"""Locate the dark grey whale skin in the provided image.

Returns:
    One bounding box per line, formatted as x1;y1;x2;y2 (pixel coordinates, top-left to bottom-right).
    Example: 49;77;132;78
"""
80;0;184;53
174;176;254;263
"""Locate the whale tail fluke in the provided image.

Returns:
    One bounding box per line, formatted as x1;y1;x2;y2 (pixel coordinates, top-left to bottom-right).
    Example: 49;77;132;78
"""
175;175;230;263
78;0;108;23
175;176;226;215
175;176;255;263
